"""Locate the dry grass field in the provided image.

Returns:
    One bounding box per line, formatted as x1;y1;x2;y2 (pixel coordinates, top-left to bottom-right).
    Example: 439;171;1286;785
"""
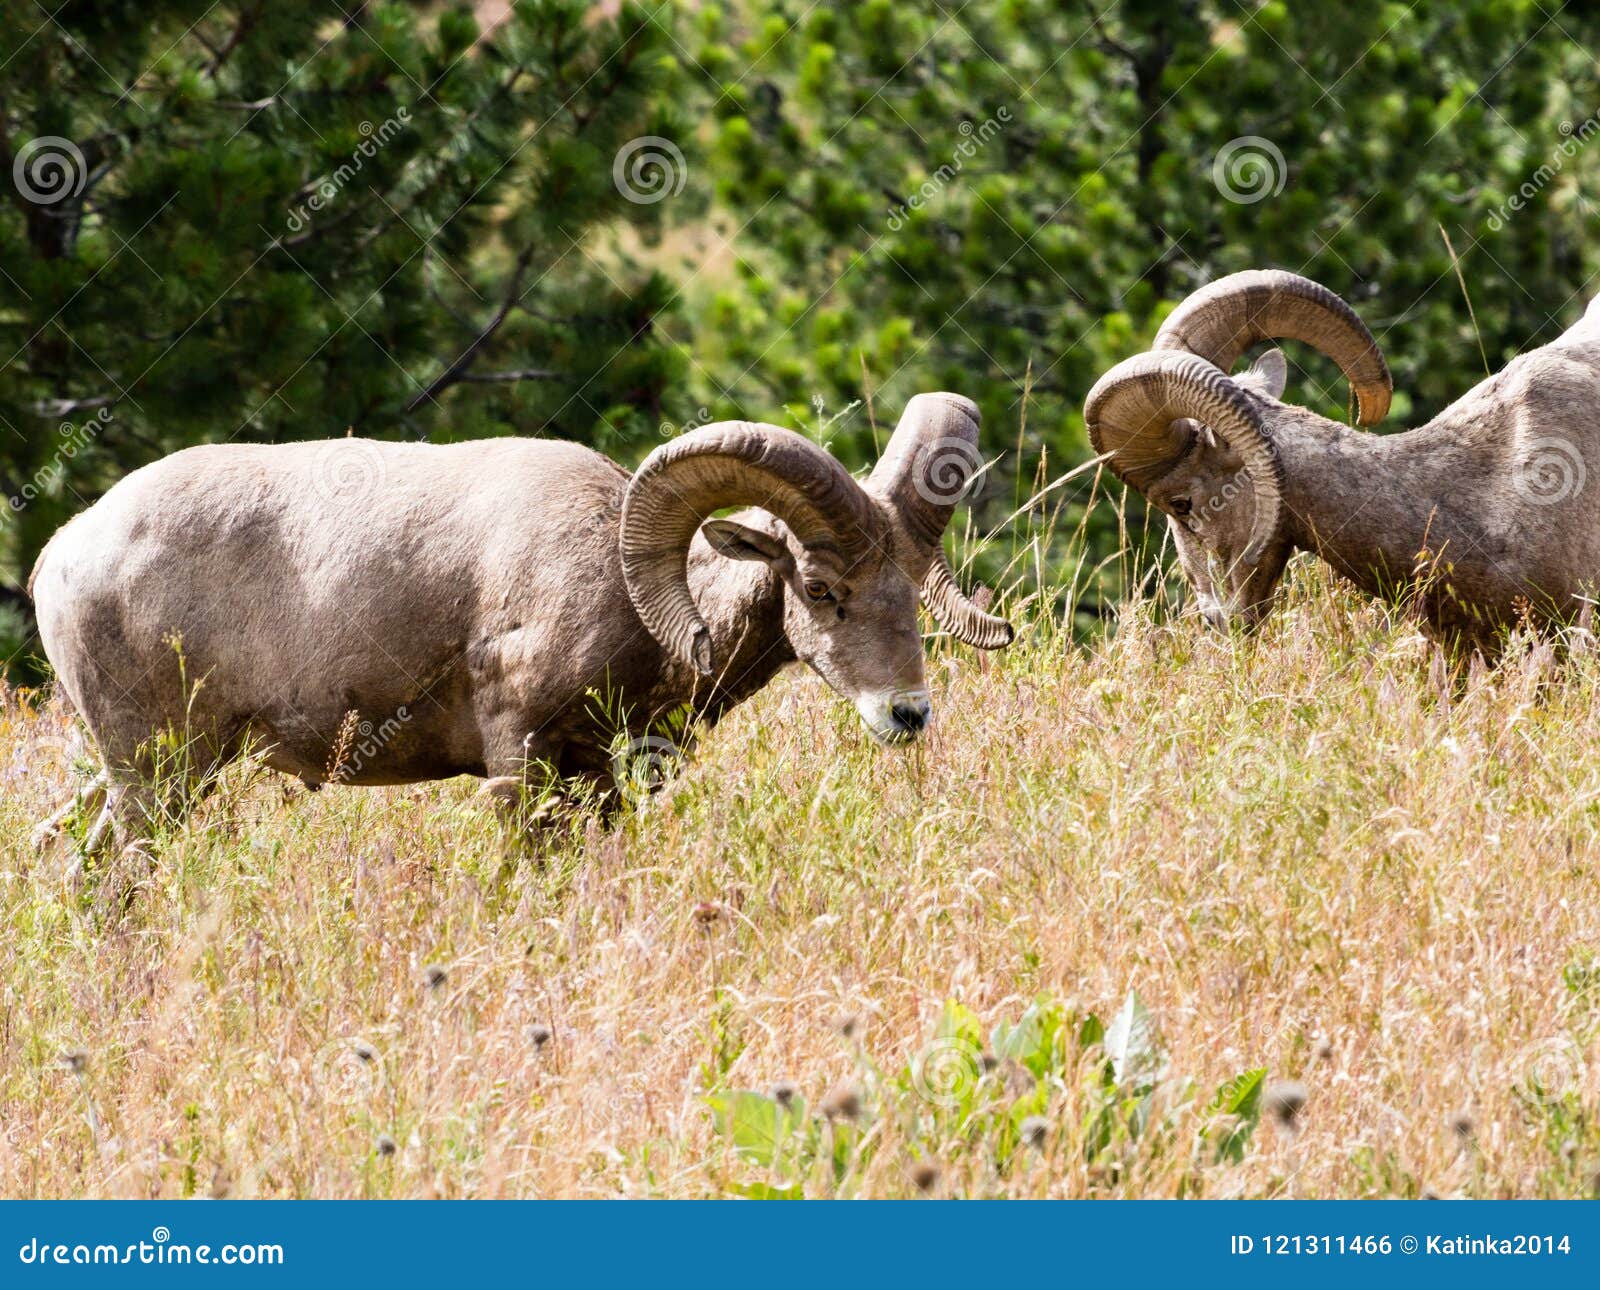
4;556;1600;1199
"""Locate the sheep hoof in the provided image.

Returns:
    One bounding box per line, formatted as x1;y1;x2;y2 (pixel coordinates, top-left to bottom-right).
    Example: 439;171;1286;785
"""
476;776;524;809
57;851;85;892
477;777;563;827
91;841;157;923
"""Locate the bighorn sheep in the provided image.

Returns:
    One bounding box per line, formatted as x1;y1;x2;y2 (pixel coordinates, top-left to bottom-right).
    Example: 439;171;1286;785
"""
1084;269;1600;651
29;394;1011;853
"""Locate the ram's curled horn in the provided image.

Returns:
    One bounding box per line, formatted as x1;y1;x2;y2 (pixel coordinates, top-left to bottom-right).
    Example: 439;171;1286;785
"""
866;392;985;552
865;392;1013;650
621;423;880;675
921;547;1015;649
1153;269;1393;425
1084;350;1282;564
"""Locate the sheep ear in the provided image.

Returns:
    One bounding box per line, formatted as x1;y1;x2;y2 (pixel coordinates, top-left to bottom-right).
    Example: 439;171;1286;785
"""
701;518;788;564
1245;347;1288;399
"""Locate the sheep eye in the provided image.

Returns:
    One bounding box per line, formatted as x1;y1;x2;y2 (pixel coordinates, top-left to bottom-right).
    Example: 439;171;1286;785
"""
804;579;831;601
1170;497;1192;517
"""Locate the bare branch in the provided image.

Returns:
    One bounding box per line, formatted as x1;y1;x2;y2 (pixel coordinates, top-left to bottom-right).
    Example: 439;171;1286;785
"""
455;368;565;384
404;243;542;413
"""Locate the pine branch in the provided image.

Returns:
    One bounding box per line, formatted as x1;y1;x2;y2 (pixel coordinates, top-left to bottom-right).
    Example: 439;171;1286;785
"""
404;242;542;413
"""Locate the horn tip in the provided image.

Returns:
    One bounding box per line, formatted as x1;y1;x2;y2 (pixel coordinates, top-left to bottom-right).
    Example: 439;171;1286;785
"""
1355;384;1392;426
690;628;714;676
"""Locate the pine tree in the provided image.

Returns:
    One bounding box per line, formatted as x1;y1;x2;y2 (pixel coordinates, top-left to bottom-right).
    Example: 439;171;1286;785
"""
0;0;690;670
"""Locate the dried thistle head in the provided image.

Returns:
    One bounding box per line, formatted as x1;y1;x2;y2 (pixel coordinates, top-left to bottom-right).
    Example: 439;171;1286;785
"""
771;1080;798;1108
353;1041;377;1065
1019;1115;1050;1149
692;902;721;926
375;1134;397;1157
60;1048;89;1074
911;1161;941;1194
1264;1080;1307;1131
1447;1110;1474;1141
820;1082;861;1121
422;964;448;992
527;1024;553;1050
834;1012;861;1041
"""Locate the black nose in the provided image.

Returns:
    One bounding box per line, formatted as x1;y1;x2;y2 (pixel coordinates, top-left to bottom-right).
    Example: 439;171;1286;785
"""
889;699;929;734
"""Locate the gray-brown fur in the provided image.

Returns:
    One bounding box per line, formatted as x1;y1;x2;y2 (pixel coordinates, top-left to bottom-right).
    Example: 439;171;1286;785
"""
1085;271;1600;652
29;398;1010;850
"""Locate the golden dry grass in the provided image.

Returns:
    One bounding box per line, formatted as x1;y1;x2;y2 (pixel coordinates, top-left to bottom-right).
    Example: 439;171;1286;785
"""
4;560;1600;1198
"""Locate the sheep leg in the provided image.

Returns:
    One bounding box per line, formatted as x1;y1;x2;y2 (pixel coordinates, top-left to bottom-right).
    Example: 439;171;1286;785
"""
31;771;108;852
476;736;572;844
74;780;162;920
476;773;567;830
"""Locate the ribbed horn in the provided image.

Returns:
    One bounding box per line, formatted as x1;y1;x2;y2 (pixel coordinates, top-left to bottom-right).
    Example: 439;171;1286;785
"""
921;548;1014;649
621;423;880;674
1154;269;1392;425
1084;350;1281;564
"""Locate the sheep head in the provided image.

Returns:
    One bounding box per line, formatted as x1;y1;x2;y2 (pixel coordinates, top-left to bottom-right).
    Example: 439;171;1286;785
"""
1084;270;1393;628
620;394;1013;743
